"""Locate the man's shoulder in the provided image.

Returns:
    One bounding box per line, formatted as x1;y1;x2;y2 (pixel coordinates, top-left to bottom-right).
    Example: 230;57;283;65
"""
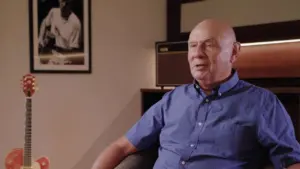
239;80;275;96
47;8;62;19
69;12;81;27
239;80;278;106
49;8;60;14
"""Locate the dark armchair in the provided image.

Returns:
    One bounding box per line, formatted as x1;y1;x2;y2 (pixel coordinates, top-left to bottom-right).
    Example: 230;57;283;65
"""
115;145;159;169
114;144;274;169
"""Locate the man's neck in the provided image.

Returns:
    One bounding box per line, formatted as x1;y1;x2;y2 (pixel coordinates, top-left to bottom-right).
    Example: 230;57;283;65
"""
197;71;233;95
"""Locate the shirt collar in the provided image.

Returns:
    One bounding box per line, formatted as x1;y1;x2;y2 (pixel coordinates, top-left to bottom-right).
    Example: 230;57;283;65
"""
193;69;239;96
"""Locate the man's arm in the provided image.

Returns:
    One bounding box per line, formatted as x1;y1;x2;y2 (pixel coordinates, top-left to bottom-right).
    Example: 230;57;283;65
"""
91;92;170;169
288;163;300;169
257;93;300;169
91;136;137;169
39;8;54;46
68;21;81;49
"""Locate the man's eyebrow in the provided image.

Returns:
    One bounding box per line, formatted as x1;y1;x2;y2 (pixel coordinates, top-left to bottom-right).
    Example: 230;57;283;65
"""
188;38;216;43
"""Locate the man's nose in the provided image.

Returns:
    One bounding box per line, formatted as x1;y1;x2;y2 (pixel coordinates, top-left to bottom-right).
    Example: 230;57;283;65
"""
192;46;205;58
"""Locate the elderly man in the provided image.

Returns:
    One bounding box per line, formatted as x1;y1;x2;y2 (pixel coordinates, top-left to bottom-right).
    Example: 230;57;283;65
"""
91;19;300;169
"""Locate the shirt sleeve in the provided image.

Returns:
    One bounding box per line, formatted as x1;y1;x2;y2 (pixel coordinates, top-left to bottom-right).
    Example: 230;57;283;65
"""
69;22;81;49
43;8;54;26
258;94;300;169
125;92;169;150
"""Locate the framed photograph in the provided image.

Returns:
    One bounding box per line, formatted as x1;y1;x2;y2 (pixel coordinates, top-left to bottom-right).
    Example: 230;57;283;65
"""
28;0;92;73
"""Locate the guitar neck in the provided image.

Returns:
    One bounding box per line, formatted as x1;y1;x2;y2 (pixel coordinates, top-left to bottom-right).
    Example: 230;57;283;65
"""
24;97;32;167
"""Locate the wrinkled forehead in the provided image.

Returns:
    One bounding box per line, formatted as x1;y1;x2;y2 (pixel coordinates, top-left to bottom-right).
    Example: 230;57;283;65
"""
188;27;225;43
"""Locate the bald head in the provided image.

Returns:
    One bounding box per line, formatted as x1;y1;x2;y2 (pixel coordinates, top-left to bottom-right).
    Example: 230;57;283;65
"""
189;19;236;45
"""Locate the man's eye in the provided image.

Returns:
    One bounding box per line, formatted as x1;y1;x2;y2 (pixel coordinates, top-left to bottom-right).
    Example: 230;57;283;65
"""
204;42;214;47
189;43;197;47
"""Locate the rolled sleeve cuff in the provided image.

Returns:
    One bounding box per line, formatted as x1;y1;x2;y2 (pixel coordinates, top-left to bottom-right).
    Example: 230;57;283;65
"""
270;146;300;169
125;127;142;150
279;153;300;168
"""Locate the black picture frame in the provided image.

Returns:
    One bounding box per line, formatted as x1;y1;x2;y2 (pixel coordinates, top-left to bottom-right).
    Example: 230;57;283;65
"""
28;0;92;74
166;0;300;43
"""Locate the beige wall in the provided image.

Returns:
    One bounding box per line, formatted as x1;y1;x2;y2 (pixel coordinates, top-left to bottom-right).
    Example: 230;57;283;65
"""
181;0;300;32
0;0;165;169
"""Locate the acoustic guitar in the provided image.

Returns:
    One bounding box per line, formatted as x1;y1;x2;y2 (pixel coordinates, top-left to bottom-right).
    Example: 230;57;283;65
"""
5;74;50;169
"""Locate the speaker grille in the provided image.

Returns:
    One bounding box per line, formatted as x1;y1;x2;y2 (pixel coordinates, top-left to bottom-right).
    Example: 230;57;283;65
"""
155;41;193;87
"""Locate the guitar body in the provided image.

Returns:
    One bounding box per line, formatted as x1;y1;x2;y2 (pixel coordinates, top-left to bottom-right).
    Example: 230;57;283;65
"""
5;148;49;169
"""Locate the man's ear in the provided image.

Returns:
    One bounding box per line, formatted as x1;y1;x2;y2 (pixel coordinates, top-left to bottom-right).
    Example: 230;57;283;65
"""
230;42;241;63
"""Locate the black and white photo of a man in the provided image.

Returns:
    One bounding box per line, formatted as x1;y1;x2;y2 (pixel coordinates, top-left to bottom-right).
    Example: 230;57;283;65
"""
29;0;90;71
38;0;82;54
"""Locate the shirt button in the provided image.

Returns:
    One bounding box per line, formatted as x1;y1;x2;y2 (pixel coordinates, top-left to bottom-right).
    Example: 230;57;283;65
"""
181;161;186;165
190;144;195;147
205;99;209;102
198;122;203;126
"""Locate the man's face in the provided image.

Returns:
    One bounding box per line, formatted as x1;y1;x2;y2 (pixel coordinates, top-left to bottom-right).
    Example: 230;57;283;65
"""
59;0;71;17
187;28;234;81
59;0;68;9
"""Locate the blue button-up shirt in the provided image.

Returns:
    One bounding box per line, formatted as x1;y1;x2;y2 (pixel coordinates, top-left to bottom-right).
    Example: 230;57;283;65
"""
126;70;300;169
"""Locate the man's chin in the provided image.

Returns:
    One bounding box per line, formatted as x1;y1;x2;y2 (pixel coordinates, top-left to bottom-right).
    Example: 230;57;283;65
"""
193;71;209;80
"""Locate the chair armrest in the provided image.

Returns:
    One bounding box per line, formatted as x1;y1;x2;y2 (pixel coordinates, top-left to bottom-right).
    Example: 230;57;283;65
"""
264;166;273;169
114;144;273;169
114;145;159;169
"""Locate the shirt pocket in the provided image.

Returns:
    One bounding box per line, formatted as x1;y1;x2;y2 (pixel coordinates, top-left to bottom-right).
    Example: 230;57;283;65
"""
214;123;258;159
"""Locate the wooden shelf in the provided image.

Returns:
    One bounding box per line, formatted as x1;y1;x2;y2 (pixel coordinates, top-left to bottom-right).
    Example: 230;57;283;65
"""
268;87;300;94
